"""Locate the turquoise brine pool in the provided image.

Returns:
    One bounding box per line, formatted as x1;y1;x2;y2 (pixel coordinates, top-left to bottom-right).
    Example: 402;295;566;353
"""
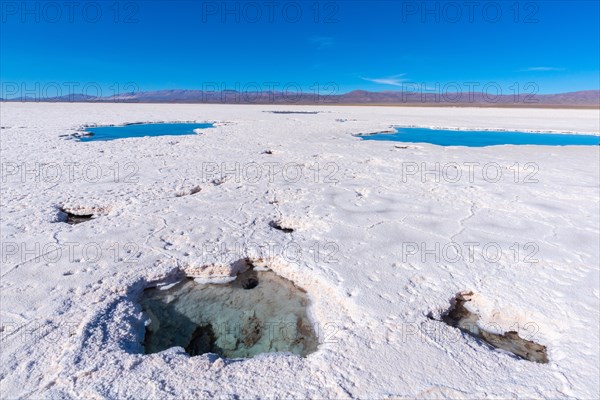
79;122;214;141
360;127;600;147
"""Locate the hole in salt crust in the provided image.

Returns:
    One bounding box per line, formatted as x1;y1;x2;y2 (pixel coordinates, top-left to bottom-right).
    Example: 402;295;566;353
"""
141;261;318;358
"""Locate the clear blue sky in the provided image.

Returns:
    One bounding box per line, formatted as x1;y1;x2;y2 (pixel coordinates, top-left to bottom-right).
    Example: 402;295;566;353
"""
1;1;599;97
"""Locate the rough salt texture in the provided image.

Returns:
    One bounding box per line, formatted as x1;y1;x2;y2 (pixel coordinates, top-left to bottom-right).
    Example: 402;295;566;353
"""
1;103;599;399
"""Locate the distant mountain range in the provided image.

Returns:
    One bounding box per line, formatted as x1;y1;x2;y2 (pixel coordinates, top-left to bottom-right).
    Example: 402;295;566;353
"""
2;89;599;107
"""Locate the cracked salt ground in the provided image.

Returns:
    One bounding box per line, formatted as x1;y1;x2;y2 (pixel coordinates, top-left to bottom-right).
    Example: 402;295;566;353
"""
141;266;318;358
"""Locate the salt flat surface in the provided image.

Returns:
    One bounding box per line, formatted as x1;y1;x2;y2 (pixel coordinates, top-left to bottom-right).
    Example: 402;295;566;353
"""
1;103;599;399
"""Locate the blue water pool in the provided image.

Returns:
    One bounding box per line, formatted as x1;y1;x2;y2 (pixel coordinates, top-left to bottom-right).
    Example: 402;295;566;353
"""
360;127;600;147
79;122;214;141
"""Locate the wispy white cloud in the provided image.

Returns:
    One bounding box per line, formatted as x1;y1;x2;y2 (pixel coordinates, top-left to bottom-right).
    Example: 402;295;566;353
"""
521;67;566;72
310;36;334;50
361;74;407;87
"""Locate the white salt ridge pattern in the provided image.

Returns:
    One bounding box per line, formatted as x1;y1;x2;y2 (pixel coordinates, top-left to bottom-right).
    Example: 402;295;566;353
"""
0;103;598;399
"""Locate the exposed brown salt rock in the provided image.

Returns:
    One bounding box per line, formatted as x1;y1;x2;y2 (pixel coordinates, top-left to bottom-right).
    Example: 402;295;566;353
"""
442;291;549;363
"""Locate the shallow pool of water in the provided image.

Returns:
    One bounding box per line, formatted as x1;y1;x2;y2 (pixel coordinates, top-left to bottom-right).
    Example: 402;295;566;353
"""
141;268;318;358
79;122;214;141
360;127;600;147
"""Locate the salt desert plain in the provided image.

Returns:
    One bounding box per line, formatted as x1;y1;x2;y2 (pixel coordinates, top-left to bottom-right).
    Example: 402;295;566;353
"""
1;102;599;399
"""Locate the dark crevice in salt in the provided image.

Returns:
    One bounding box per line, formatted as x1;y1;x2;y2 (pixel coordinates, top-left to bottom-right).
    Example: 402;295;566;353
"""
269;220;294;233
441;292;549;363
58;208;94;225
185;324;219;356
241;272;259;289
